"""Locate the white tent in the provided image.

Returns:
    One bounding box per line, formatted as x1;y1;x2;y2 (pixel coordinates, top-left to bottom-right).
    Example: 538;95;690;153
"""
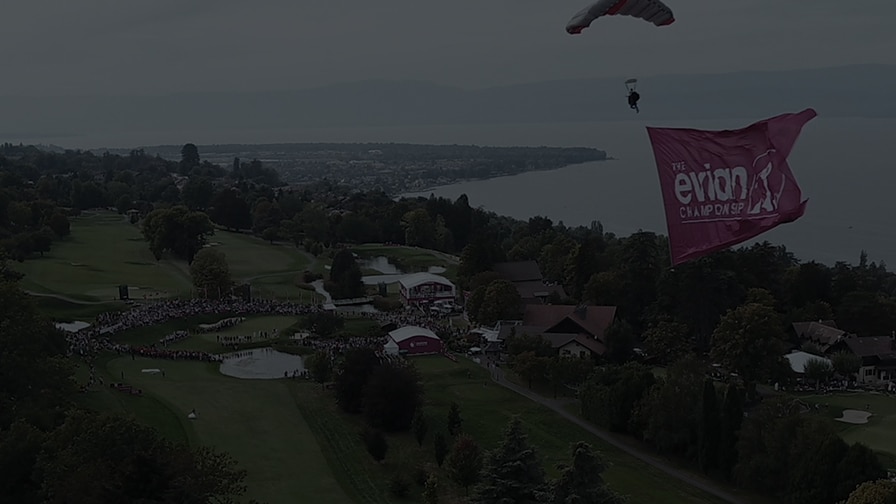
784;351;832;374
384;339;400;356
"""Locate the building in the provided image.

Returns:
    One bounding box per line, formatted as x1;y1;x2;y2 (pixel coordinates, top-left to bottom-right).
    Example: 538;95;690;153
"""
492;260;567;305
399;273;456;305
784;350;833;375
792;320;847;353
384;326;444;356
492;304;617;358
837;336;896;384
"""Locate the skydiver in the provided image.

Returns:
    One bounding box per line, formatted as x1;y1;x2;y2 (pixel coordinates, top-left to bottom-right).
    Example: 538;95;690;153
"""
628;90;640;113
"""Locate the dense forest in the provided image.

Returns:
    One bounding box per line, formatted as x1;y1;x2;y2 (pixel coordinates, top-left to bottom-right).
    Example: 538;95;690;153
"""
3;142;896;503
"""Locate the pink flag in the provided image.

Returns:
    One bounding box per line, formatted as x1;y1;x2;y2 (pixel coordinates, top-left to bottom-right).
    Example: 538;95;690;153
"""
647;108;817;266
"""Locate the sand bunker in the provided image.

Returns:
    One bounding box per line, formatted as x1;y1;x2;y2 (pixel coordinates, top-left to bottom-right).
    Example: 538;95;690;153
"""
218;347;305;380
835;409;872;424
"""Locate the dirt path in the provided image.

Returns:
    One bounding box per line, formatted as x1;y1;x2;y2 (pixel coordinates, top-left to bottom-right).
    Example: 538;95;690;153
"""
480;360;754;504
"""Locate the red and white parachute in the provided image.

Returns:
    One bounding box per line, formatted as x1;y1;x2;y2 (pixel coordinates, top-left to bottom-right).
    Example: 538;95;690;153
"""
566;0;675;35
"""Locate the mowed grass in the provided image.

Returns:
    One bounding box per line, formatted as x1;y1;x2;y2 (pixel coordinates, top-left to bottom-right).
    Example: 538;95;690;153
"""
208;231;311;282
801;392;896;468
15;211;314;302
302;355;730;504
97;356;352;504
15;211;192;301
76;322;735;504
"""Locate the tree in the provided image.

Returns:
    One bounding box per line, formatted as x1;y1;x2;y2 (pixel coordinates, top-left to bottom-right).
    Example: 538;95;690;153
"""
362;361;423;432
141;205;214;263
512;351;548;389
634;354;703;455
434;432;448;467
180;176;214;210
710;302;789;397
360;428;388;462
189;248;232;299
547;441;626;504
445;434;484;495
0;280;74;430
831;351;862;379
471;416;548;504
335;348;381;414
447;402;463;436
641;319;695;364
47;212;70;237
843;479;896;504
36;410;249;504
603;320;636;364
328;248;365;299
717;383;743;480
208;189;251;231
180;143;200;172
413;410;428;446
306;352;332;389
697;378;720;474
423;474;440;504
803;358;835;388
476;279;522;326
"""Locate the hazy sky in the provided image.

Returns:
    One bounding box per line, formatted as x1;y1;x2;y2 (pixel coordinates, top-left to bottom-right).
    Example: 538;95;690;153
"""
3;0;894;96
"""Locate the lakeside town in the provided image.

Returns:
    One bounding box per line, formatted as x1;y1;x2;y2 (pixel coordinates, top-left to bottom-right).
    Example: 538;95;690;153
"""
91;142;611;195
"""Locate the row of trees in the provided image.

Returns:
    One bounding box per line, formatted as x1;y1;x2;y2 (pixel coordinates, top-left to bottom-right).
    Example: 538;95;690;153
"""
8;142;896;353
0;253;255;503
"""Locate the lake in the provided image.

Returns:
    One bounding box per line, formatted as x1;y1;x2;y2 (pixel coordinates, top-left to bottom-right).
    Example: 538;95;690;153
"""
24;116;896;266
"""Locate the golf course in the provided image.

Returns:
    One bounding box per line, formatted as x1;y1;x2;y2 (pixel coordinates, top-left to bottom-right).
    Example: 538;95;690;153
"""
40;211;736;504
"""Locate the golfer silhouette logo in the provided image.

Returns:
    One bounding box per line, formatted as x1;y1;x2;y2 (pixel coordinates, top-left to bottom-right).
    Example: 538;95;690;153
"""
747;149;786;215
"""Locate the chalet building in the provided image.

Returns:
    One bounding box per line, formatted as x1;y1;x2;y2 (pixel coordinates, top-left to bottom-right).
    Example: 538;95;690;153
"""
494;304;617;358
792;320;848;353
492;260;567;306
834;335;896;384
399;273;456;306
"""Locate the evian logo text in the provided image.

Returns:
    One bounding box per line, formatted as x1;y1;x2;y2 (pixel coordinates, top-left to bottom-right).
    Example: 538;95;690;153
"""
670;150;784;221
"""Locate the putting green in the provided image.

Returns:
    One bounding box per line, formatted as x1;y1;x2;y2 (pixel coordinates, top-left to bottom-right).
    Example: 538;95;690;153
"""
803;392;896;462
104;356;352;504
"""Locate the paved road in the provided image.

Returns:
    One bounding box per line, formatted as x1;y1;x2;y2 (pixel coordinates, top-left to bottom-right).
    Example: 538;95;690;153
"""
480;360;754;504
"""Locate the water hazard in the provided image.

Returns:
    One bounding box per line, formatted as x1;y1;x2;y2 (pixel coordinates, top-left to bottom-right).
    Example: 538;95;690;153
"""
218;347;305;380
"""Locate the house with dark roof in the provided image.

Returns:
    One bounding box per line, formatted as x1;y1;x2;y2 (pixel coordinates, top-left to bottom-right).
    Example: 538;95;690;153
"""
491;260;567;306
792;320;848;353
491;304;616;358
840;335;896;384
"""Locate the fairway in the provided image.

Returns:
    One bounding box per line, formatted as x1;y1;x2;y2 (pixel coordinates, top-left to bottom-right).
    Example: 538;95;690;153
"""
103;357;352;504
14;210;314;303
15;211;191;301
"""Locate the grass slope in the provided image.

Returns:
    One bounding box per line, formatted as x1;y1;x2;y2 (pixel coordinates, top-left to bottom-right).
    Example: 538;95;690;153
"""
14;211;317;307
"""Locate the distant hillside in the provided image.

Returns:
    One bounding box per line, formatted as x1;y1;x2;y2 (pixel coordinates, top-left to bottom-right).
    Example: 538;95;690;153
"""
1;64;893;138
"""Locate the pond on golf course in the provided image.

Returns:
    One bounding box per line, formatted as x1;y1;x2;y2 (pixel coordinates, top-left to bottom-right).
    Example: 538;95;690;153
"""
218;347;305;380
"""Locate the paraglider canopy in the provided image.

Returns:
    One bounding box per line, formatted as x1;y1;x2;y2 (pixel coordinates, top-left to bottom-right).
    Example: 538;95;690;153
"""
625;78;638;93
566;0;675;35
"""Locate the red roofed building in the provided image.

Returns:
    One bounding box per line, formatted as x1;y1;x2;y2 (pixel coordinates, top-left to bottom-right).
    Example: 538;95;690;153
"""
384;326;444;356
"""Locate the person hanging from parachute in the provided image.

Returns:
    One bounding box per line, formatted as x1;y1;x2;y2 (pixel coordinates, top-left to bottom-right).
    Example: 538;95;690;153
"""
625;78;640;113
